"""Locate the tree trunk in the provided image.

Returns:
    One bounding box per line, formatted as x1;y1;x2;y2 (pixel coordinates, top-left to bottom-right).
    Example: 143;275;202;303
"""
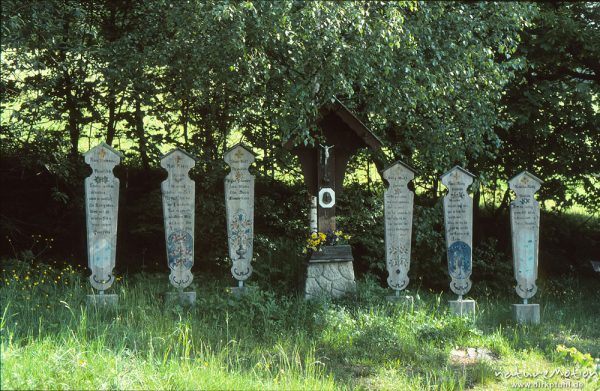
181;99;189;147
65;85;80;159
473;185;481;243
494;188;512;220
135;96;149;170
106;90;117;146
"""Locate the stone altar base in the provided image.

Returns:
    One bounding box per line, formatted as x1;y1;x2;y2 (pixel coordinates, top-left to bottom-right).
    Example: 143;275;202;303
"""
305;261;356;299
87;293;118;307
386;294;414;309
449;299;476;316
305;245;356;299
165;291;196;306
512;303;540;325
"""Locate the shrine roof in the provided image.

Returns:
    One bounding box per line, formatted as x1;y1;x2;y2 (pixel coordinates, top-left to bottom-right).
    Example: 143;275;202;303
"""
284;97;383;151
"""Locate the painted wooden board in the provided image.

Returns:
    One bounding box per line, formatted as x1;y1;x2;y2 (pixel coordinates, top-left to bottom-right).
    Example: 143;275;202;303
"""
161;148;196;289
224;144;255;281
383;161;416;291
441;166;476;296
84;142;122;291
509;171;543;300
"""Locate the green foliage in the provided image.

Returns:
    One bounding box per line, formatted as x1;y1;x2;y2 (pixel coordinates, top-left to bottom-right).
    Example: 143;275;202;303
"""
472;237;513;295
556;344;596;369
495;2;600;215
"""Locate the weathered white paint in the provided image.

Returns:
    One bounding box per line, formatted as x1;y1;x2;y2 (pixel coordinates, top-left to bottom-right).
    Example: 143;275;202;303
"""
509;171;543;302
382;161;416;292
84;142;122;291
161;148;196;289
224;144;256;281
441;166;476;297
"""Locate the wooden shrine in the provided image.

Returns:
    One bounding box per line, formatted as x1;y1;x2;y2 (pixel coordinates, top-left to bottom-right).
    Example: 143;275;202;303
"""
285;97;383;298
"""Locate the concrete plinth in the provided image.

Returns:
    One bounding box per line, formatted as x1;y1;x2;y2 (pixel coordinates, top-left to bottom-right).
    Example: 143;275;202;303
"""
87;293;118;307
449;299;476;316
231;286;245;298
386;294;414;309
512;303;540;324
165;291;196;306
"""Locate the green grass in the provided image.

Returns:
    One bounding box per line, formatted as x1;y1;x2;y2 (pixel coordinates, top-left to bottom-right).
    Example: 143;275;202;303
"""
1;259;599;390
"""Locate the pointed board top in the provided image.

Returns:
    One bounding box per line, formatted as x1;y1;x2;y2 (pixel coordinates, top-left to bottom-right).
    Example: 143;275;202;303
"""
440;165;477;181
224;143;256;169
508;170;544;186
83;142;124;158
160;147;198;162
224;143;257;158
383;160;417;175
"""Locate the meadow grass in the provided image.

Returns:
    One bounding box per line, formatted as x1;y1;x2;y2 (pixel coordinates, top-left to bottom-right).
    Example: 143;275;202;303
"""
1;259;599;390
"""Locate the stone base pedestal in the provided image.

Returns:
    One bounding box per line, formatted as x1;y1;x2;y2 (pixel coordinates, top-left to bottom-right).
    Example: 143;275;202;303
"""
386;294;414;308
305;245;356;299
165;291;196;306
87;294;118;306
305;261;356;299
512;303;540;324
449;299;476;316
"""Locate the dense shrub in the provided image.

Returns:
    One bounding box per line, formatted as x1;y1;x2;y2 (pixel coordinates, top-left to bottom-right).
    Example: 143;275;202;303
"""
1;154;598;293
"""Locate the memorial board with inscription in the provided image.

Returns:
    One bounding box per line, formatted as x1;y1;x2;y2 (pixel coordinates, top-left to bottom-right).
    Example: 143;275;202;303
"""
84;142;123;291
441;166;476;297
383;161;416;292
161;148;196;289
509;171;543;301
224;144;256;282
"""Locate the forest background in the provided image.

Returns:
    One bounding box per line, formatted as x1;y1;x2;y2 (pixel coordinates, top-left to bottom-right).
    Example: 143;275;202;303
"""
1;1;598;293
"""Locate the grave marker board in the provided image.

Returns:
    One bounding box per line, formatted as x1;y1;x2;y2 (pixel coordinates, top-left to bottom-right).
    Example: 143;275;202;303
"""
441;166;476;297
383;161;416;292
84;142;123;291
224;144;256;282
161;148;196;289
509;171;543;301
